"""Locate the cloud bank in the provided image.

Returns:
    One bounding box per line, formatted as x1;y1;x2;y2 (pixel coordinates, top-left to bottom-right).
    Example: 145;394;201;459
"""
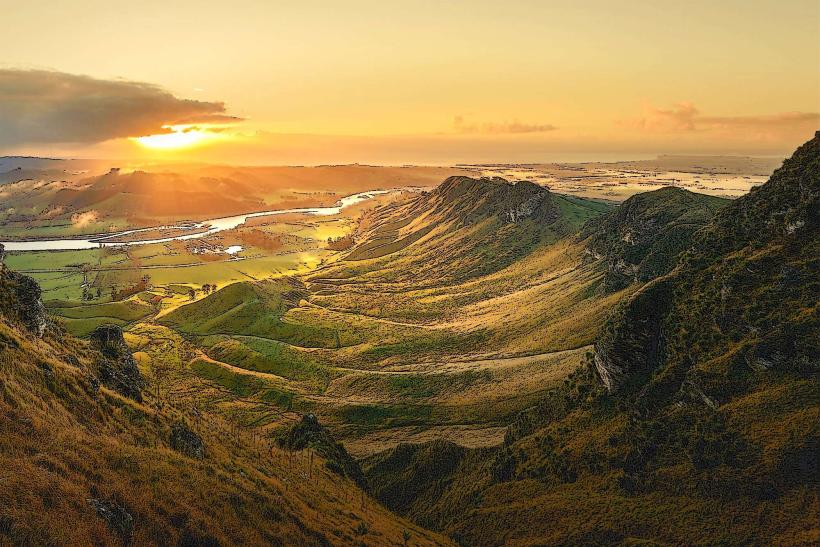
0;69;240;145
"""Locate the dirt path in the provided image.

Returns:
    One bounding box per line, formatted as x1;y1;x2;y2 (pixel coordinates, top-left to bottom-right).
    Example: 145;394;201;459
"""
299;299;443;330
197;344;590;381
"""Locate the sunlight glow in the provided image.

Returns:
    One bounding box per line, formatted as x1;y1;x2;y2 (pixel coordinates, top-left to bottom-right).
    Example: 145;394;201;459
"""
134;125;226;150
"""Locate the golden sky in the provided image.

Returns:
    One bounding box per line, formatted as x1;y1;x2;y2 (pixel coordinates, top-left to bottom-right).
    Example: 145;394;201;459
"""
1;0;818;164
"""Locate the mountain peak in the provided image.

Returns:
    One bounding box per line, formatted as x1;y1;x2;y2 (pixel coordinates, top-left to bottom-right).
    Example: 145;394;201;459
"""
426;176;556;225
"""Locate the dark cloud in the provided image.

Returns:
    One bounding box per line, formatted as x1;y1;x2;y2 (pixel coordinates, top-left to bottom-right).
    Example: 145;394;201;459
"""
453;115;557;134
0;69;241;145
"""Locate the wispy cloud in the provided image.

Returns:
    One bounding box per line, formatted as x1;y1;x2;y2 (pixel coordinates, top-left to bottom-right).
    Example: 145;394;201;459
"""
0;69;242;146
625;102;819;134
699;111;820;129
453;115;557;135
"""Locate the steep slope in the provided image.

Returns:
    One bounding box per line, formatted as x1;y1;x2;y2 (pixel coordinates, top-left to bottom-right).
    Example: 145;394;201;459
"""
308;177;610;329
363;134;820;545
595;132;818;394
0;268;449;545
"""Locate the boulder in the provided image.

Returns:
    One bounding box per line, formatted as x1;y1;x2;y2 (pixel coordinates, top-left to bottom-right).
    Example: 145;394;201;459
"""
170;421;205;459
89;325;144;402
87;498;133;544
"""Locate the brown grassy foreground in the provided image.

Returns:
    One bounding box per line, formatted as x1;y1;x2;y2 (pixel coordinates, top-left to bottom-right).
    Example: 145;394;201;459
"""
0;314;450;545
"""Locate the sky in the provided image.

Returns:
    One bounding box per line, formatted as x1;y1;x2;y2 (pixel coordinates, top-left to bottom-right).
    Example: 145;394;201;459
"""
0;0;818;164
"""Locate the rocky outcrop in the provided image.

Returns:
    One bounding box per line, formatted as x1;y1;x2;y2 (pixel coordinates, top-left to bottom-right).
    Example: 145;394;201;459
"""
503;191;553;223
89;325;144;402
170;421;205;459
277;414;367;488
13;274;48;337
0;268;49;337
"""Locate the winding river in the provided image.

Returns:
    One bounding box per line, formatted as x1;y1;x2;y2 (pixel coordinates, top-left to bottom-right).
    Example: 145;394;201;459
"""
2;190;395;252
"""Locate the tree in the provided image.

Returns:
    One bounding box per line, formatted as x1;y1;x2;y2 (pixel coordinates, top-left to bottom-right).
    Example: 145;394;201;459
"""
188;288;196;301
150;359;174;403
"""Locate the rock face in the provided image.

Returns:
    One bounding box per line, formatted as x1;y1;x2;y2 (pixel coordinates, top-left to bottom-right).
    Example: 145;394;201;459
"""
169;421;205;459
13;274;48;337
277;414;367;488
593;277;674;392
89;325;144;402
430;176;559;226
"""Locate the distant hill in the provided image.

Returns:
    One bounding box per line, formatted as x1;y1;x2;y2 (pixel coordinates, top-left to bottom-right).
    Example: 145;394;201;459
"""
590;154;784;176
0;164;474;239
0;156;110;184
363;134;819;545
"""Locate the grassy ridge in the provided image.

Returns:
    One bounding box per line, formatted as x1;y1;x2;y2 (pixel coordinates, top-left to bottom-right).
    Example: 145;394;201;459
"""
361;135;820;545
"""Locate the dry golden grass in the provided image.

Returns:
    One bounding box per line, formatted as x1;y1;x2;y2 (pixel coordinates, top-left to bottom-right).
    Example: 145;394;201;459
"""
0;318;451;546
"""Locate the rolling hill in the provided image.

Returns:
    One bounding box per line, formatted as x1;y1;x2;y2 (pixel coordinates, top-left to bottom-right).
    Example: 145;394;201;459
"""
0;265;449;546
158;175;747;459
151;178;618;454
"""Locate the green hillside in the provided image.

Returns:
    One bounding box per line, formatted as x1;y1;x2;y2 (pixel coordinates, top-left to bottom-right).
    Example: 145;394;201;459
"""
160;277;349;349
314;177;611;286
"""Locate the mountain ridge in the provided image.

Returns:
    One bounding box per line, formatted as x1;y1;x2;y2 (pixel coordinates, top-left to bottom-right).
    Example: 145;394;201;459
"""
362;133;820;545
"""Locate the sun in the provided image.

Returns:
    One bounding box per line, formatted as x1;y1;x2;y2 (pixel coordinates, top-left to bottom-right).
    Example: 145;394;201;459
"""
133;125;224;150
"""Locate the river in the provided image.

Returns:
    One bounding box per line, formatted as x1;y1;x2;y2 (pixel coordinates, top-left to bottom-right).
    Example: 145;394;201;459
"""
1;189;396;252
